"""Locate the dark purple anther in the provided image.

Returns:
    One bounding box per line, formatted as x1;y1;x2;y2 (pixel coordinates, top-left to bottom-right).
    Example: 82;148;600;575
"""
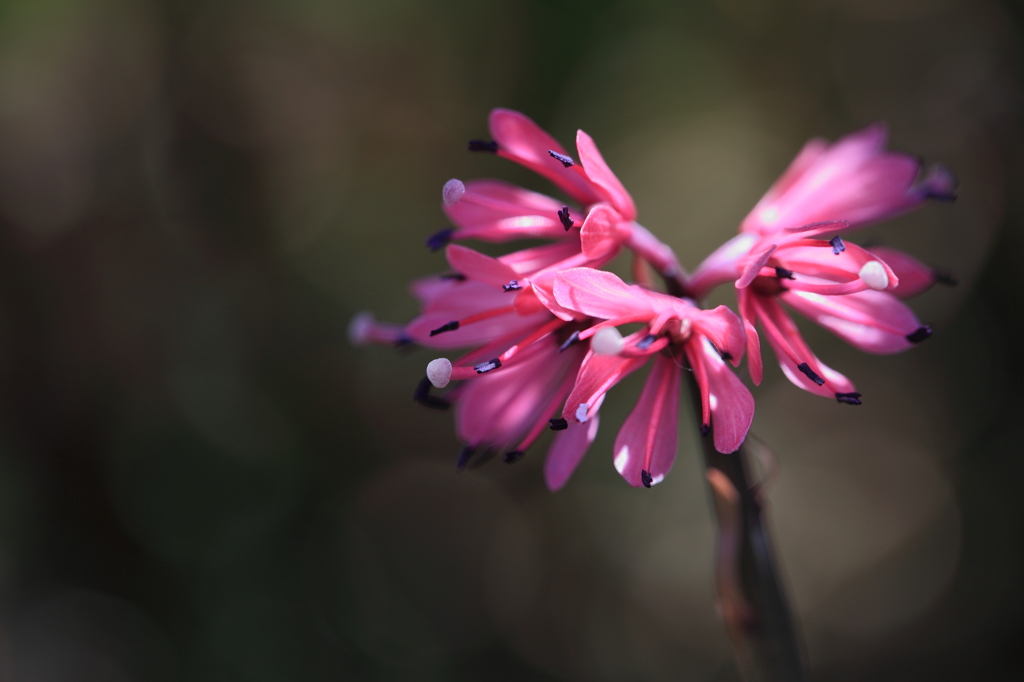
456;446;475;470
549;418;568;431
558;331;580;353
468;139;499;153
797;362;825;386
426;229;454;251
503;450;525;464
835;392;863;405
906;326;932;344
503;280;521;292
637;334;657;350
430;321;460;336
775;266;795;280
934;270;958;287
641;470;653;488
709;342;732;361
474;358;502;373
548;150;575;167
830;236;846;255
700;423;710;436
558;206;574;230
414;377;450;410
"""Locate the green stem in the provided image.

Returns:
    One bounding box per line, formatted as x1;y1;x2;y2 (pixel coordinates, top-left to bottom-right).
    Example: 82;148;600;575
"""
686;372;810;682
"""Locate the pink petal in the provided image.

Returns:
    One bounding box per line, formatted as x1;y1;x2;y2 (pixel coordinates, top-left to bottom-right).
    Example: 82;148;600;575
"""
689;233;758;299
407;309;549;349
741;138;829;234
562;351;646;423
867;246;938;298
443;179;573;241
613;355;681;487
489;109;604;207
738;290;763;385
544;415;601;491
781;289;925;354
736;243;777;288
740;123;934;236
579;203;629;260
749;294;856;398
456;338;576;449
690;305;747;365
553;268;656;320
498;239;582;275
575;129;637;220
446;244;521;287
699;338;755;454
775;240;898;291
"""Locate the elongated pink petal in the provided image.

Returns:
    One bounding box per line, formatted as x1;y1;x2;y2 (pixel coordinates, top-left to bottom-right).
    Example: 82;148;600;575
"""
443;179;574;241
613;354;680;487
489;109;604;207
738;290;764;385
545;414;600;491
698;338;755;454
750;294;856;398
742;139;830;234
867;246;939;298
456;338;576;449
496;239;581;275
575;129;637;220
781;289;926;354
407;309;550;349
446;244;521;287
553;268;656;320
737;243;777;288
562;351;646;423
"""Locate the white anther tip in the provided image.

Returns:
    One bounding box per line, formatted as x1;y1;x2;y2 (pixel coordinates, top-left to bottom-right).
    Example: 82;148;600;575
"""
348;311;375;346
442;178;466;206
426;358;453;388
591;327;625;355
859;261;889;291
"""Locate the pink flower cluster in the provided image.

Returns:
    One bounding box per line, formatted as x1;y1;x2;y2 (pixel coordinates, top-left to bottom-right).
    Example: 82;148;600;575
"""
353;110;955;490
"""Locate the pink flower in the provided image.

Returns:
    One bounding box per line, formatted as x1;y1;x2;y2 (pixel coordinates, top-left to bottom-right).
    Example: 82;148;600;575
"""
549;268;754;489
429;109;684;284
690;124;955;401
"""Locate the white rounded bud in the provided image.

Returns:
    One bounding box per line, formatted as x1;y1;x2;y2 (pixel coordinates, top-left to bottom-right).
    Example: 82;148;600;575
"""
442;178;466;206
426;358;453;388
591;326;625;355
859;261;889;291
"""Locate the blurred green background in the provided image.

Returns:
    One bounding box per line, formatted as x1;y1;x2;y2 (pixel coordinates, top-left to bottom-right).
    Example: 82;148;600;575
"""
0;0;1021;679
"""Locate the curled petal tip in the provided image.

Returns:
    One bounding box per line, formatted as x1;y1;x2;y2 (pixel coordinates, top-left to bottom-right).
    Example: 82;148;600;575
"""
426;358;453;388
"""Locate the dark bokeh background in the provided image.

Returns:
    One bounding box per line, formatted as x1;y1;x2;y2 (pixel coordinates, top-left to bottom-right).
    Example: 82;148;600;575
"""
0;0;1021;679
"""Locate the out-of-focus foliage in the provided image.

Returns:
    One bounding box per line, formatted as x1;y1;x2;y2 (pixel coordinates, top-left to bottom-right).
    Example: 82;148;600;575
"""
0;0;1021;679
